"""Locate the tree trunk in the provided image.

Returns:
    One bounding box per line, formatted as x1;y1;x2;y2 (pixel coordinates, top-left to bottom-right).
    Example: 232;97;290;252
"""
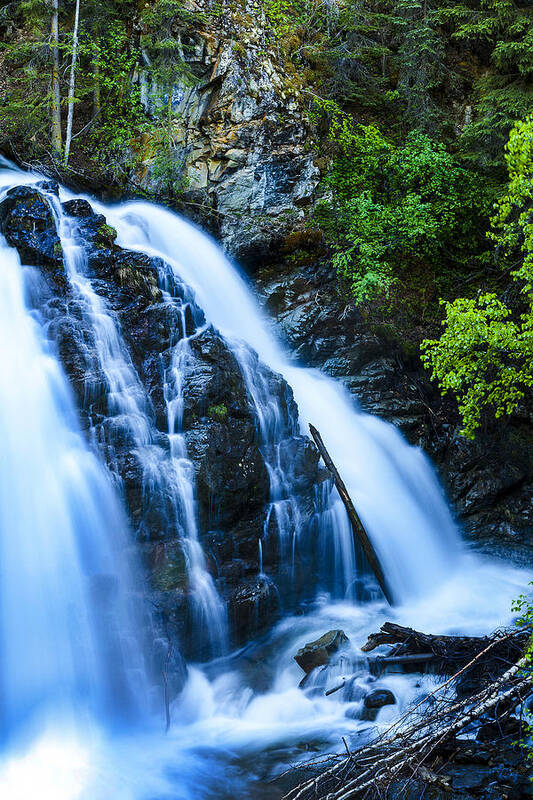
309;424;393;605
93;38;101;117
64;0;81;166
51;0;62;154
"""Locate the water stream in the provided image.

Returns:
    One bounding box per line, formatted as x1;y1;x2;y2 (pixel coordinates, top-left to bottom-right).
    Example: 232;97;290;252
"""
0;162;529;799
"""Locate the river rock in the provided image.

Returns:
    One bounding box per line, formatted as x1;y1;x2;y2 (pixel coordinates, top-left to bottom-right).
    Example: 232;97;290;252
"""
364;688;396;709
294;629;349;674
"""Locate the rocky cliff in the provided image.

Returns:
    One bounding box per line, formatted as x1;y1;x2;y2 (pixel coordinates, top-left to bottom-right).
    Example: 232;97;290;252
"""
255;255;533;563
136;0;319;266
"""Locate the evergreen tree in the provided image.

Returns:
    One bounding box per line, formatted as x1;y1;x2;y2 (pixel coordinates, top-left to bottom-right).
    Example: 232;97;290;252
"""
439;0;533;166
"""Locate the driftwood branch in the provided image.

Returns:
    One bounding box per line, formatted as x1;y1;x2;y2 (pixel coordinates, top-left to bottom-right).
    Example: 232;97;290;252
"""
309;423;393;605
163;639;172;732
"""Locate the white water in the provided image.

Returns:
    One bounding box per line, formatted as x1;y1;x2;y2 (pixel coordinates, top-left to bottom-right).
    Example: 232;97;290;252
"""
0;161;529;799
102;202;464;603
0;229;150;780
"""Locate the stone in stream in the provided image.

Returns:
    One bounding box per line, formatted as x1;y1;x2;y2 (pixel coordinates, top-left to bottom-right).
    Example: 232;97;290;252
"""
364;688;396;709
294;629;349;674
362;688;396;721
0;185;66;288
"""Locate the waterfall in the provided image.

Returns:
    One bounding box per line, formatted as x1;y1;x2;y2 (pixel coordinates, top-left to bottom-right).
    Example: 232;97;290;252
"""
0;160;528;800
0;230;148;747
47;194;227;658
101;202;462;604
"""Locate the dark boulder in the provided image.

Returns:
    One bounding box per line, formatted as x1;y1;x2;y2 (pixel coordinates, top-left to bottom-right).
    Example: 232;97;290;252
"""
62;198;94;217
364;688;396;709
229;575;280;642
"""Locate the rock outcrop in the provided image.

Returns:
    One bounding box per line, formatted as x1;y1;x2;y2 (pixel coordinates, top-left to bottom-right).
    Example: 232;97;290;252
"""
295;629;349;674
136;0;319;265
255;256;533;560
0;186;323;654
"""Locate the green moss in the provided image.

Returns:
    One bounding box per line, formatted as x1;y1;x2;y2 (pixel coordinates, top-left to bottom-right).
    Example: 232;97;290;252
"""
153;545;187;592
95;223;118;247
208;403;228;422
53;241;63;257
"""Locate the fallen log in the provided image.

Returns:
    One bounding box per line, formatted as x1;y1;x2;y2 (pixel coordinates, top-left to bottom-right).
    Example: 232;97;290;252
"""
376;651;435;665
325;680;346;697
309;423;393;605
361;621;528;683
362;621;488;655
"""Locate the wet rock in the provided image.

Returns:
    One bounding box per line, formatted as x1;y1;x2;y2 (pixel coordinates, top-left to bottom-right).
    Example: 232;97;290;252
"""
1;187;327;652
62;198;94;217
229;576;280;642
187;416;270;529
294;629;349;674
364;688;396;709
0;186;66;288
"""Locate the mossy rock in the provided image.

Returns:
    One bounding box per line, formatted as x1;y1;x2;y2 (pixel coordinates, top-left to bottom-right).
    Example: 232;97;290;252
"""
95;223;118;247
208;403;229;422
153;544;188;592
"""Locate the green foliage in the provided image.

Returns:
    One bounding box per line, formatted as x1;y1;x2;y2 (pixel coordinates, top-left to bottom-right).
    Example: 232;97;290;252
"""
208;404;228;422
421;293;533;437
422;116;533;437
394;0;445;132
0;2;51;149
317;114;488;302
264;0;297;40
0;0;195;186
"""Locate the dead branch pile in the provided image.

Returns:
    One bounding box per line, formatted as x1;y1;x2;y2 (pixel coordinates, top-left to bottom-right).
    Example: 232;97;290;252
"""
282;626;532;800
363;622;529;690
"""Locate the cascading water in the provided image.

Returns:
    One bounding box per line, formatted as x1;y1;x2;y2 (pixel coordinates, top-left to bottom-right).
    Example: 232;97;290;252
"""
47;193;227;659
101;201;462;603
0;160;529;800
0;225;148;748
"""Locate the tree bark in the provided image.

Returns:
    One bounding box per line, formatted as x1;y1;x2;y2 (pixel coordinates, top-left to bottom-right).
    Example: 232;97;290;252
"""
309;424;393;605
51;0;62;154
93;34;101;117
64;0;81;166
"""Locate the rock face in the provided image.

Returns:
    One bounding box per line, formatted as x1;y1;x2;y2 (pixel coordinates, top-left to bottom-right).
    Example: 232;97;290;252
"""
229;576;280;643
136;0;319;264
255;257;533;559
0;186;323;654
294;629;349;674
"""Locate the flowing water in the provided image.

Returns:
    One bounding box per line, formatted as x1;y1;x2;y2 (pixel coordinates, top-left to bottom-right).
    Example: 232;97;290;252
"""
0;193;151;796
0;161;529;799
